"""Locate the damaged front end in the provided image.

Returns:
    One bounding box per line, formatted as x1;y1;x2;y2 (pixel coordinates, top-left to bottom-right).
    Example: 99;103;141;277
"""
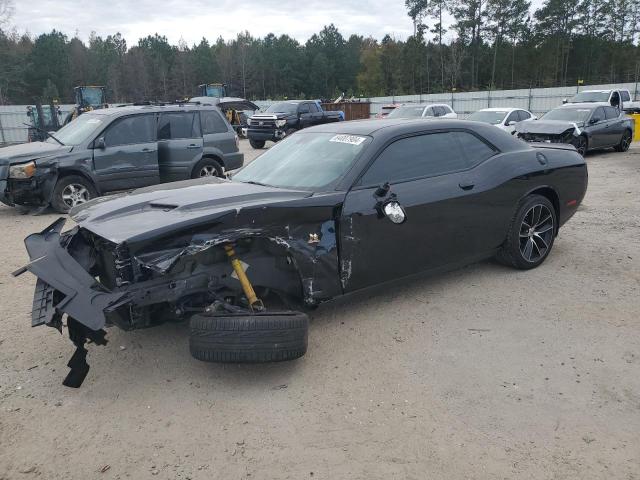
515;121;582;145
14;192;343;386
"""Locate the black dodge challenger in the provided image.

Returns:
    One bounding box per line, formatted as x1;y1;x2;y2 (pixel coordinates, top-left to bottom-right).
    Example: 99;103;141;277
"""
15;119;588;386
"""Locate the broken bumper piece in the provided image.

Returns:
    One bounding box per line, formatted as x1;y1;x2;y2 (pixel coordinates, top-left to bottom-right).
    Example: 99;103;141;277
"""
13;218;126;387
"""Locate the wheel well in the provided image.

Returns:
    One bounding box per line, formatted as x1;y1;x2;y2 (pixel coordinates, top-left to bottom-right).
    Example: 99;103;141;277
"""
57;170;98;192
529;187;560;233
202;154;224;168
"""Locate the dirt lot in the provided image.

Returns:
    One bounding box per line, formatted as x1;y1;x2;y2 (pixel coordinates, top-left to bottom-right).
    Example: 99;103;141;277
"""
1;141;639;479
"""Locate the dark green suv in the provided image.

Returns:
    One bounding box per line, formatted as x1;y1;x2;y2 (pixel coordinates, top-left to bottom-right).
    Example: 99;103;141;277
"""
0;104;243;212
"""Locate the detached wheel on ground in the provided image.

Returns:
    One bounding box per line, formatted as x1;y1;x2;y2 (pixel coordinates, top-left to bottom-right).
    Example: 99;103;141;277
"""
614;130;632;152
189;311;309;363
192;157;224;178
497;194;557;270
249;139;265;149
51;175;97;213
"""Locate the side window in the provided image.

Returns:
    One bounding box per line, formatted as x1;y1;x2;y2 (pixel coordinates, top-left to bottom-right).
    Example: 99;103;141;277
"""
451;131;496;165
505;112;520;124
517;110;531;121
308;102;320;113
434;106;445;117
298;104;310;114
360;132;475;186
103;115;155;147
441;105;452;114
201;110;229;134
157;112;198;140
424;107;435;117
604;106;620;120
620;90;631;102
592;107;605;122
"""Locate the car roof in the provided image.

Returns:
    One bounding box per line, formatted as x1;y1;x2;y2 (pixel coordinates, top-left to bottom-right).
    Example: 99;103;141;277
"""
86;104;222;117
558;103;599;110
305;117;474;137
397;103;450;108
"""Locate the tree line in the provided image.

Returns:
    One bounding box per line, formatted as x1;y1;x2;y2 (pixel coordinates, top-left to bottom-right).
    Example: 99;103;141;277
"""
0;0;639;105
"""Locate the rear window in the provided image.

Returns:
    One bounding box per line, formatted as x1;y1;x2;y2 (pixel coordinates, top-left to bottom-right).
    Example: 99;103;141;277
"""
104;115;156;146
201;110;229;134
158;112;200;140
604;107;620;120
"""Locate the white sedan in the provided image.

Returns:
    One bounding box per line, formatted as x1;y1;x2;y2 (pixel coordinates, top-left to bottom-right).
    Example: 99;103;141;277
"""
467;108;536;133
386;103;458;119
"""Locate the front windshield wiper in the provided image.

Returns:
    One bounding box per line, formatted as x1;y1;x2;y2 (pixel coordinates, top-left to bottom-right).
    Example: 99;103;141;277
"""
243;180;272;187
23;123;65;146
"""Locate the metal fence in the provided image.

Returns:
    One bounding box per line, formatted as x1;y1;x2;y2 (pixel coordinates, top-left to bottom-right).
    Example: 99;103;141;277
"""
2;81;639;145
0;105;74;145
366;82;640;118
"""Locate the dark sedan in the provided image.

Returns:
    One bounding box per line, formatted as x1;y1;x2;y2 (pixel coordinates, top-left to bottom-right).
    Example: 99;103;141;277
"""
515;104;634;156
15;119;588;387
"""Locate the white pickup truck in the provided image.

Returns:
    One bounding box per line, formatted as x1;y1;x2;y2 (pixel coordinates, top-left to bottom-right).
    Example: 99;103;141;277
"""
564;89;640;113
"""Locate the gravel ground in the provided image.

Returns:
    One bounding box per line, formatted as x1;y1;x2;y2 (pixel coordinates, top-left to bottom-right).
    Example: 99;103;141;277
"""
0;141;639;479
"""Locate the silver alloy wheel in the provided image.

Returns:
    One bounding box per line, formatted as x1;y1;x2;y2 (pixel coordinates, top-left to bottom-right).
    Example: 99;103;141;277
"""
519;204;554;263
61;183;90;208
199;165;218;177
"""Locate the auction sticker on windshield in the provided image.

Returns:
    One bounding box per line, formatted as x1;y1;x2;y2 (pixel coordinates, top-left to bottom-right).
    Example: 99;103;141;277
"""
330;134;367;146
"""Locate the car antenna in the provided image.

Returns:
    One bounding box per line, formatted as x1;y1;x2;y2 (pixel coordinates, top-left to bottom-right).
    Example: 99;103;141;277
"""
23;123;65;146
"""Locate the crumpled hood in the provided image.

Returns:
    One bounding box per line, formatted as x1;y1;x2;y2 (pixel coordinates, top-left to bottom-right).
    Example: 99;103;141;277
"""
70;177;312;244
0;142;73;166
515;120;583;135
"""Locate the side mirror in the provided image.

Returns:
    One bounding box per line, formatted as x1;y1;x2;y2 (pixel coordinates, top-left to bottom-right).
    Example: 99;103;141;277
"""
383;201;406;224
589;117;600;124
562;98;568;104
507;120;517;126
95;137;106;149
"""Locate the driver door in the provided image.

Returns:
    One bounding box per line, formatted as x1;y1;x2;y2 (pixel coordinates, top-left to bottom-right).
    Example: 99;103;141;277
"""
586;107;607;149
339;131;503;292
92;114;159;192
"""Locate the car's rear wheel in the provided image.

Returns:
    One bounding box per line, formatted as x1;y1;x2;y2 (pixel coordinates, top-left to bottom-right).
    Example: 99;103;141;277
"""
249;139;265;149
614;130;632;152
51;175;97;213
497;195;556;270
572;135;588;156
189;311;309;363
192;158;223;178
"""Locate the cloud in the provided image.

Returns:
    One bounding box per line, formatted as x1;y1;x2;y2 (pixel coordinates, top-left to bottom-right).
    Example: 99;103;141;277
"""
13;0;416;45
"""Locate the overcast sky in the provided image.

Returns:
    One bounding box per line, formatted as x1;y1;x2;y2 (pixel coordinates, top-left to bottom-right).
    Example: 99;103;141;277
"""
12;0;421;45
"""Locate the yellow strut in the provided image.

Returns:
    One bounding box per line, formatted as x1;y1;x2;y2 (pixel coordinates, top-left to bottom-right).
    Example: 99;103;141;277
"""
224;244;264;311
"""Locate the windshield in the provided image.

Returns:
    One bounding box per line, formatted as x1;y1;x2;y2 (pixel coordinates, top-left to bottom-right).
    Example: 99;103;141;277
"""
541;108;592;123
387;106;426;118
79;87;104;107
205;85;225;97
468;110;507;124
46;113;105;146
233;132;371;190
265;102;298;114
570;91;609;103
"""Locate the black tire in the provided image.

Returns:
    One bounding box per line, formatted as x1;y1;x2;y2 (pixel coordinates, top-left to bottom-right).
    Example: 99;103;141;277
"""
191;157;224;179
249;139;265;149
190;311;309;363
572;135;588;156
496;194;557;270
51;175;97;213
614;130;632;152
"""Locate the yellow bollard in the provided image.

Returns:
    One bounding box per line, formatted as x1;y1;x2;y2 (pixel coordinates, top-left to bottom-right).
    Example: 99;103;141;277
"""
224;244;264;311
631;114;640;142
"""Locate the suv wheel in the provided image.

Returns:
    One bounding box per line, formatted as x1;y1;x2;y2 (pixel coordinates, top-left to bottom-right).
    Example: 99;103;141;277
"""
249;139;265;149
51;175;97;213
192;158;224;178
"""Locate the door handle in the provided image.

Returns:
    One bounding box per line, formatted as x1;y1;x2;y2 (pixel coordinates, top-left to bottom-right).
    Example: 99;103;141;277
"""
459;181;475;191
187;144;200;149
